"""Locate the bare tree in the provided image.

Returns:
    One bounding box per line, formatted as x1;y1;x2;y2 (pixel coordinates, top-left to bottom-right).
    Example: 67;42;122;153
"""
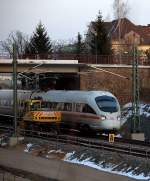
113;0;130;19
52;39;76;54
112;0;130;63
1;31;28;58
52;40;67;54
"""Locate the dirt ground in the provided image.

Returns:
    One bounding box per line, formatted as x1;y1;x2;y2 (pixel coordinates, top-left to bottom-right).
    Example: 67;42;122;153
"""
0;138;148;181
0;169;31;181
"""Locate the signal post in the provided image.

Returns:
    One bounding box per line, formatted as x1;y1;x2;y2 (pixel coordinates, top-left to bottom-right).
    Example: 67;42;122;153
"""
9;44;24;146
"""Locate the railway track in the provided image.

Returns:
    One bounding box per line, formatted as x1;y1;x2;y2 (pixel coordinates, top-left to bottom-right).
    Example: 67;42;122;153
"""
19;129;150;159
1;125;150;159
0;125;13;146
0;125;13;134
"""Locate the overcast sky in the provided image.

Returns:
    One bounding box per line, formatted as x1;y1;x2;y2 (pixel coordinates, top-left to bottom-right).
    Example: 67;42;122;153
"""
0;0;150;41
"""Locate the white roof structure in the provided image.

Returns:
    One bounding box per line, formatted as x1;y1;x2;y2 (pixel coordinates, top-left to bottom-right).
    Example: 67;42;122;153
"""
0;59;78;65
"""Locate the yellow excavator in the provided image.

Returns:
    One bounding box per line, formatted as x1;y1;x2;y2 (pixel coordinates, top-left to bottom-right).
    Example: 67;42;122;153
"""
20;99;61;133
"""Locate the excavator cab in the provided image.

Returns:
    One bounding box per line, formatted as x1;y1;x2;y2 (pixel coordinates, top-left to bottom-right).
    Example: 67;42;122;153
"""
24;100;42;112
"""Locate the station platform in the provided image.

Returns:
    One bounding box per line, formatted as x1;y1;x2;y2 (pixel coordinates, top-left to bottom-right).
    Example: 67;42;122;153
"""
0;147;137;181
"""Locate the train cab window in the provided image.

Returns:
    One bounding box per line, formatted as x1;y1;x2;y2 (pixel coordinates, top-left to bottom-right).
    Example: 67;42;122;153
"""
82;104;96;114
30;102;41;111
24;100;41;111
95;96;118;113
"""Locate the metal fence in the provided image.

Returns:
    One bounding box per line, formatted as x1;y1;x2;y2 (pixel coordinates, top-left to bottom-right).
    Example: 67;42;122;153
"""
20;53;149;65
1;53;149;65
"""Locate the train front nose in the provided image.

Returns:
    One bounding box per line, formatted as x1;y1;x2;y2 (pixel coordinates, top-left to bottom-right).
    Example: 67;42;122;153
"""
101;114;121;130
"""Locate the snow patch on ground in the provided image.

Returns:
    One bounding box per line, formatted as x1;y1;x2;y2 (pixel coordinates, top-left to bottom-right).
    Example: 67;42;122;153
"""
24;143;33;152
64;152;150;180
121;102;150;125
122;102;150;118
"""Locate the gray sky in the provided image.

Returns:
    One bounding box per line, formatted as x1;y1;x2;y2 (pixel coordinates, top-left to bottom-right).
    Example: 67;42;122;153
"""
0;0;150;41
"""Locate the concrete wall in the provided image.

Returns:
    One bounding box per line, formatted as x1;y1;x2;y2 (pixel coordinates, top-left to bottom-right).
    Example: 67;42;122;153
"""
80;66;150;105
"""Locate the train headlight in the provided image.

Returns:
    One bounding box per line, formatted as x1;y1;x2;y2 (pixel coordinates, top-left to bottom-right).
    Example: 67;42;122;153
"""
101;115;106;120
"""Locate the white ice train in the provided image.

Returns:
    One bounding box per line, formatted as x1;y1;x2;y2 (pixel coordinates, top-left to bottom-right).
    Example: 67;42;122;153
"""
31;90;121;132
0;89;121;132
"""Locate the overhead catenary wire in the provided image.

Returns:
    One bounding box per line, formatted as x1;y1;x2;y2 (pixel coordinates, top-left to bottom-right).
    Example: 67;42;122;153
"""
19;62;44;75
88;65;130;80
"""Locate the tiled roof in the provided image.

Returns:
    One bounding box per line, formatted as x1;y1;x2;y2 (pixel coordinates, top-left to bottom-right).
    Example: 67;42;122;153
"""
104;18;150;45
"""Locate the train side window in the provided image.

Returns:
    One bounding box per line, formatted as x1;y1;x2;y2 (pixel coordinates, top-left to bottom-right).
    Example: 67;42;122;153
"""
47;102;51;108
46;102;50;109
5;100;9;107
24;102;29;112
18;100;21;107
48;102;53;110
7;100;10;106
75;103;84;112
3;100;7;106
47;102;53;109
0;100;2;106
49;102;59;111
20;101;24;108
64;103;72;111
56;102;64;111
41;101;48;108
11;100;13;106
72;103;76;112
8;100;11;107
82;104;96;114
2;100;5;106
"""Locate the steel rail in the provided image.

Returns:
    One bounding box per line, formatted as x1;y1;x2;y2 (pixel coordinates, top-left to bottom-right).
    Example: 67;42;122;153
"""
0;126;150;159
18;129;150;159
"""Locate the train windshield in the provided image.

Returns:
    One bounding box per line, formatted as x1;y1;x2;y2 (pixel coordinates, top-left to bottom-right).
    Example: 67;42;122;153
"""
95;96;118;113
